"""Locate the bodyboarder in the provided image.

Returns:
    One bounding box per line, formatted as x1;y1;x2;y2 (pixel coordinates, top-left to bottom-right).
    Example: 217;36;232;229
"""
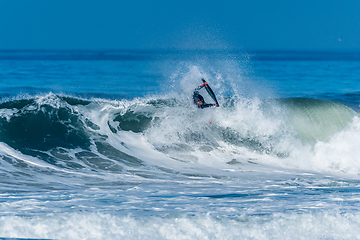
193;79;220;108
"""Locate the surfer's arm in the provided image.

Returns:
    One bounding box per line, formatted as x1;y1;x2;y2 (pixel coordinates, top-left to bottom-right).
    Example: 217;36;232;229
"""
194;83;206;92
198;103;218;109
195;79;210;91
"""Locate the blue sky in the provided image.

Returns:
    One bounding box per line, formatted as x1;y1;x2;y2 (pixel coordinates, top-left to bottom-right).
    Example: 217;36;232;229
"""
0;0;359;50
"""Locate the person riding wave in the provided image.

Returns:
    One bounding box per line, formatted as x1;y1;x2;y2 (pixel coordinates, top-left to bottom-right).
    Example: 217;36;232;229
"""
193;79;219;108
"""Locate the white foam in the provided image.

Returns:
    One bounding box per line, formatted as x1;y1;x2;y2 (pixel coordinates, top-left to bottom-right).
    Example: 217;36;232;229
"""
1;212;359;240
312;116;360;175
0;108;19;122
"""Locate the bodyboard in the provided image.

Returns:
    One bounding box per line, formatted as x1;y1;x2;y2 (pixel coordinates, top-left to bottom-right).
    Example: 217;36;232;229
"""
202;79;219;106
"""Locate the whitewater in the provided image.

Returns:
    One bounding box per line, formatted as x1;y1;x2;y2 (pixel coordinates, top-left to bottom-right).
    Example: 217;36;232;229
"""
1;50;360;239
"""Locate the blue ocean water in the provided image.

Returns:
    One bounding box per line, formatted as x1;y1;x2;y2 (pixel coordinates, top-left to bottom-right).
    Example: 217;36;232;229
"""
1;50;360;239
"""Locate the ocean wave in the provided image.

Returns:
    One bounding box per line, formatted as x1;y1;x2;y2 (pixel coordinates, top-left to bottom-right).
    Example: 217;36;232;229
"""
0;93;359;177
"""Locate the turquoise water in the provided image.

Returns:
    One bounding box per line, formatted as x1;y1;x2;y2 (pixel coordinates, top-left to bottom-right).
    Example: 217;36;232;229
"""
1;50;360;239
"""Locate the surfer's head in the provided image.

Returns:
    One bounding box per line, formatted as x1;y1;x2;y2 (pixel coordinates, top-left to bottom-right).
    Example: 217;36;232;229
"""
193;93;205;106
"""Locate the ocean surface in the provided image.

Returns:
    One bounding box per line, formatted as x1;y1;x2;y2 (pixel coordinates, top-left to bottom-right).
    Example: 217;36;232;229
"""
1;50;360;239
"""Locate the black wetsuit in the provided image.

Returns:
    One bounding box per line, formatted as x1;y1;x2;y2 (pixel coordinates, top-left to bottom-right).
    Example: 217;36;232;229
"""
193;84;215;109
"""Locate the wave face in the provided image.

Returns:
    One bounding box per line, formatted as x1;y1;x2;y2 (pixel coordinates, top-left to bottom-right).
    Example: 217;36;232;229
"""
263;98;357;144
0;93;359;179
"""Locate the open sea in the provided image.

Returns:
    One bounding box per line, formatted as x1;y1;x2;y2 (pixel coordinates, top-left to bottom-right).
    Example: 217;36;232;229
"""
1;50;360;239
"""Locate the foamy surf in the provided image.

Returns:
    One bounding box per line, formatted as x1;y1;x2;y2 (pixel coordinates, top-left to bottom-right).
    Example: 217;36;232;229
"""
1;211;360;240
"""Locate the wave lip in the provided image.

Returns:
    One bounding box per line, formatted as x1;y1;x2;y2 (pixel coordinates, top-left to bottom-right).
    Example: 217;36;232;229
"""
265;97;358;144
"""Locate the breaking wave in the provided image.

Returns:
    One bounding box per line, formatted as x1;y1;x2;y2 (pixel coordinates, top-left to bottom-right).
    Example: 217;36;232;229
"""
0;92;359;180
